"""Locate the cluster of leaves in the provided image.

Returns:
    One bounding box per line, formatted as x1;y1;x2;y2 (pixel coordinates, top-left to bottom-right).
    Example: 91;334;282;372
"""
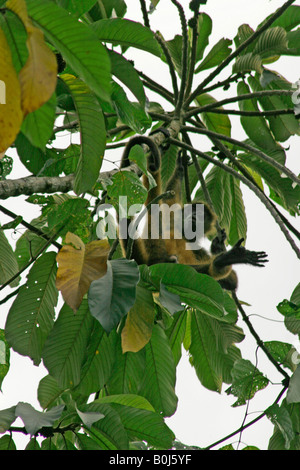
0;0;299;450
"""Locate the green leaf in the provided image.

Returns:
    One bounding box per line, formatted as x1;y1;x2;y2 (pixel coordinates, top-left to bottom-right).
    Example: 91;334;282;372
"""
287;366;300;404
195;93;231;137
195;13;212;62
61;75;106;194
109;400;175;449
83;403;129;450
0;435;16;450
261;6;300;32
5;252;58;365
108;50;146;105
26;0;111;102
15;133;65;176
21;93;56;150
248;75;300;142
266;403;295;450
264;340;296;373
139;325;178;417
42;195;91;239
194;165;231;229
227;359;269;406
149;263;227;320
164;34;183;75
42;300;93;389
107;340;146;395
195;38;232;73
253;27;288;61
91;18;161;57
75;326;118;395
88;259;140;332
88;0;127;21
107;170;147;207
291;283;300;305
38;374;64;410
234;24;255;53
0;12;28;73
76;405;105;428
233;52;263;74
0;330;10;391
96;394;155;411
189;311;243;392
0;229;20;287
121;286;155;353
165;310;187;366
15;402;64;436
237;81;286;163
159;282;183;315
56;0;98;18
111;81;152;134
0;406;16;433
228;177;247;245
238;151;299;212
277;299;300;335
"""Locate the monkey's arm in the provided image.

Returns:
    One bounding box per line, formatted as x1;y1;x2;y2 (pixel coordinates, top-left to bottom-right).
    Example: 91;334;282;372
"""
213;238;268;268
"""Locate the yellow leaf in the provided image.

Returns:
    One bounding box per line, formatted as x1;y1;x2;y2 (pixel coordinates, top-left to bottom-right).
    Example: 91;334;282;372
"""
56;232;110;312
7;0;57;115
0;27;23;154
121;287;155;353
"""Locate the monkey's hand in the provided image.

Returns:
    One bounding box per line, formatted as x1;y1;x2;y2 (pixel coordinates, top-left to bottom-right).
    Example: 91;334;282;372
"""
214;238;268;268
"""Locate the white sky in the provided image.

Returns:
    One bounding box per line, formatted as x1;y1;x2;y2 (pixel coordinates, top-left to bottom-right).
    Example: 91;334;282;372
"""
0;0;300;450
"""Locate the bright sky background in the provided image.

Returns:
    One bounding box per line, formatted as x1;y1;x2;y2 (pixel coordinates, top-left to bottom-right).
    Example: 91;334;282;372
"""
0;0;300;450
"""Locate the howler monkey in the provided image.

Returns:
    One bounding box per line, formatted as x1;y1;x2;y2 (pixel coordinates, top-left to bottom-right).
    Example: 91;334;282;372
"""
118;132;268;291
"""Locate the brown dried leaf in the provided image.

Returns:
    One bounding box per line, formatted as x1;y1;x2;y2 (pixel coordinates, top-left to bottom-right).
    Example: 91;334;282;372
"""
56;232;110;311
